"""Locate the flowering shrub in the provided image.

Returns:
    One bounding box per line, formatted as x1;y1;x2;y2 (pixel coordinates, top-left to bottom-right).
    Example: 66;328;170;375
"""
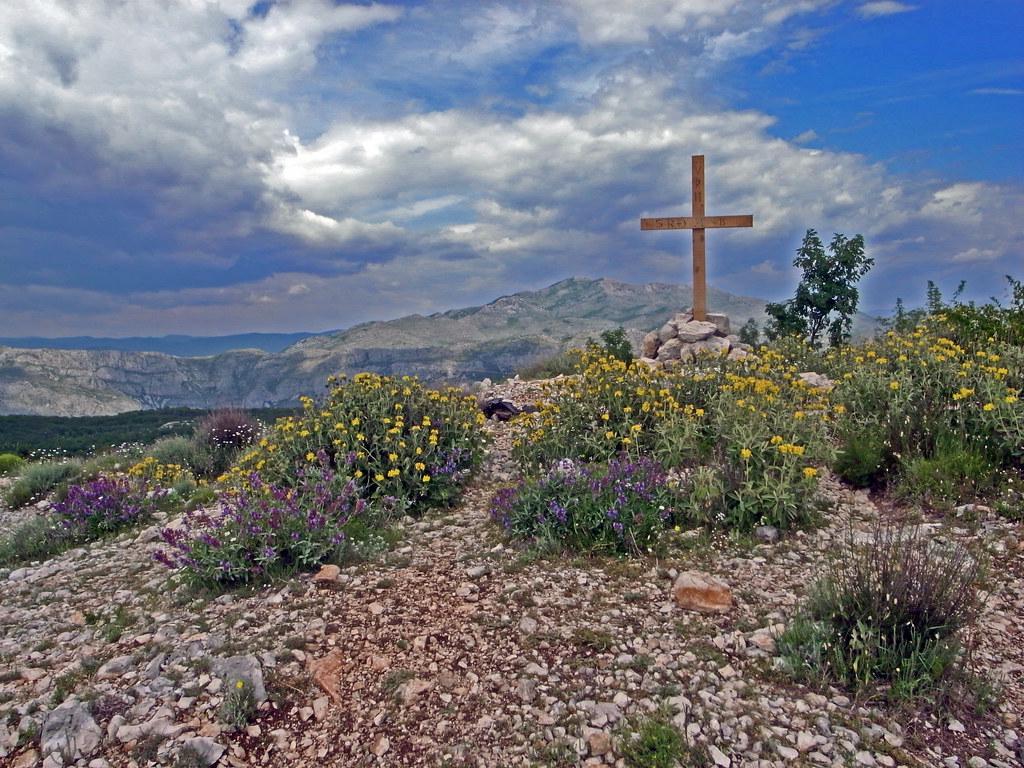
490;455;681;555
510;350;829;531
195;408;262;450
778;524;982;703
127;455;194;487
156;457;365;587
224;373;486;515
53;475;157;539
826;318;1022;503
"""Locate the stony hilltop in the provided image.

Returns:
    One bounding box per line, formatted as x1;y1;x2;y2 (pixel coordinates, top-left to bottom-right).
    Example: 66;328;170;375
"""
0;381;1019;768
0;278;782;417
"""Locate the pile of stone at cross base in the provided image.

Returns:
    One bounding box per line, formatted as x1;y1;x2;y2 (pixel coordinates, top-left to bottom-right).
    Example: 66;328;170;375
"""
639;309;754;369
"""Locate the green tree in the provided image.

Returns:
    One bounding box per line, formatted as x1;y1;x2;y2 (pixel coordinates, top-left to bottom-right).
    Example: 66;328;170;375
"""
737;317;760;346
764;229;872;347
598;327;634;364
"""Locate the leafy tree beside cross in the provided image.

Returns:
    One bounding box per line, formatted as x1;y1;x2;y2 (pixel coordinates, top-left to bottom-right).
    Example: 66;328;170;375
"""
765;229;872;348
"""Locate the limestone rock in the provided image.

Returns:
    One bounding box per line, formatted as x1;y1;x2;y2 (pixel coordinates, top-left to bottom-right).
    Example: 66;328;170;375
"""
673;311;694;327
656;338;683;361
400;678;434;706
691;336;730;356
588;731;612;756
797;371;835;390
41;701;102;762
641;331;660;358
676;320;718;343
371;735;390;756
657;322;678;344
638;357;663;370
672;571;733;613
213;656;266;704
705;313;731;334
181;737;225;767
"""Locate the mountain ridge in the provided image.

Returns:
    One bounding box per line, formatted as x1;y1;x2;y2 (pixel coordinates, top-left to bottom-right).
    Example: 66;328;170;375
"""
0;278;873;417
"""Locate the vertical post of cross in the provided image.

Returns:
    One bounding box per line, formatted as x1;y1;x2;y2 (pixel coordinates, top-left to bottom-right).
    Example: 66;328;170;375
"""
691;155;706;321
640;155;753;325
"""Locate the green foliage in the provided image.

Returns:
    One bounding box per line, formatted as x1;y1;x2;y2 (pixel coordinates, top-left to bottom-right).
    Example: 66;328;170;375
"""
826;318;1022;501
0;516;69;566
616;709;693;768
598;327;633;364
229;373;486;514
511;350;830;533
0;407;296;458
219;679;258;729
516;351;579;380
737;317;760;346
897;437;997;508
148;436;202;468
0;453;23;476
489;455;681;556
832;423;888;488
928;275;1024;348
156;460;364;588
4;460;82;508
778;524;982;702
765;228;872;347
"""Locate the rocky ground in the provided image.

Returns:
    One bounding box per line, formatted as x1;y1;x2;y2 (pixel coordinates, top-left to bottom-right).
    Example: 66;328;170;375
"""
1;380;1022;768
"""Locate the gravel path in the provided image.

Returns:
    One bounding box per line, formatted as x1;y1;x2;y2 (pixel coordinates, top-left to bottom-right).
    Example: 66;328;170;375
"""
0;387;1021;768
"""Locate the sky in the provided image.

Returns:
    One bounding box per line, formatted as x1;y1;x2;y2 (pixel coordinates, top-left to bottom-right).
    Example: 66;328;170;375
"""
1;0;1021;337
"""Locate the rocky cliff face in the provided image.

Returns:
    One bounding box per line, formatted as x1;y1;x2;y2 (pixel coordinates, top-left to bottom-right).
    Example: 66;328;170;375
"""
0;278;805;416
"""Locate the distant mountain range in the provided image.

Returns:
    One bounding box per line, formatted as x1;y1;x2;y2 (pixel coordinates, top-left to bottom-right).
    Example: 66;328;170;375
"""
0;278;877;417
0;332;321;356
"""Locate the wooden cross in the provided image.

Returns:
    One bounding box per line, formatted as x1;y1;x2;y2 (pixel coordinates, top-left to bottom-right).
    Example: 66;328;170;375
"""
641;155;753;321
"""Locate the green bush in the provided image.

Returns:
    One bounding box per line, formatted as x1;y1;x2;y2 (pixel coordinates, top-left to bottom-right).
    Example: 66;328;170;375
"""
0;516;69;566
219;678;257;729
616;709;693;768
833;423;888;488
898;437;997;507
516;350;579;380
0;453;23;476
778;524;982;702
490;455;681;556
597;327;633;364
4;460;82;509
227;373;486;514
149;435;201;467
156;459;365;588
827;317;1022;507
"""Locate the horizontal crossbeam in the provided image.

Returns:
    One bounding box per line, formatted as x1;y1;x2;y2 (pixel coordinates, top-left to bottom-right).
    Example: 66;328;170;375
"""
640;215;753;231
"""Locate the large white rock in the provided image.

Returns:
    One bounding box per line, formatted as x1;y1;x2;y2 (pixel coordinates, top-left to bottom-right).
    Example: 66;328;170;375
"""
656;338;683;360
41;701;102;762
705;313;731;334
691;336;731;356
657;322;678;344
676;320;718;343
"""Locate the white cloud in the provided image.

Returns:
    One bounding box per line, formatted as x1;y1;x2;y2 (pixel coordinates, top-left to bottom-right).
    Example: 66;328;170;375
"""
0;0;1019;335
951;247;1000;263
235;1;402;75
856;2;917;19
565;0;830;48
970;87;1024;96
